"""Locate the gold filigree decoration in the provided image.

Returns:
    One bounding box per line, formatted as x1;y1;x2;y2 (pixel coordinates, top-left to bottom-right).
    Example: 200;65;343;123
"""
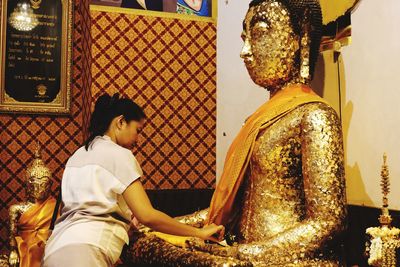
30;0;42;10
366;153;400;267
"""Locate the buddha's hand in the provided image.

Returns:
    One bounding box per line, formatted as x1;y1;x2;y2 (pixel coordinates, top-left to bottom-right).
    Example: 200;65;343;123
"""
208;244;239;258
8;249;19;267
186;237;215;252
186;238;239;258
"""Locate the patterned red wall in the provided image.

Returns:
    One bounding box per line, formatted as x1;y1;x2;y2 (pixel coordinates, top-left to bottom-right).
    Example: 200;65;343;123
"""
91;11;217;190
0;0;92;253
0;6;216;253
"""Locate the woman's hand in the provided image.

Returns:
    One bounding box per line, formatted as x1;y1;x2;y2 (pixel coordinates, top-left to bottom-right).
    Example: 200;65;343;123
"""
197;223;225;242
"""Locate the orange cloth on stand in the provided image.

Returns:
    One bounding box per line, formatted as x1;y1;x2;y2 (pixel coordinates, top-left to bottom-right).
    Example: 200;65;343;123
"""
15;197;57;267
207;84;328;226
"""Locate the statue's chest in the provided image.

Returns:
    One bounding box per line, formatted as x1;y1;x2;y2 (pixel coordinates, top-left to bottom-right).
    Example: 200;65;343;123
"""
250;111;303;190
238;111;307;241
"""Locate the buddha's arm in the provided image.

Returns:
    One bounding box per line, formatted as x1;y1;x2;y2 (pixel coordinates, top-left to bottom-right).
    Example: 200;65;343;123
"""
9;205;21;266
174;208;209;227
237;105;346;264
136;207;208;233
128;233;252;267
9;205;22;248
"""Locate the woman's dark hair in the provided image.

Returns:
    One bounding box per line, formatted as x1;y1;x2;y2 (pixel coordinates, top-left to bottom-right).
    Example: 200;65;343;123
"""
84;93;145;150
249;0;322;79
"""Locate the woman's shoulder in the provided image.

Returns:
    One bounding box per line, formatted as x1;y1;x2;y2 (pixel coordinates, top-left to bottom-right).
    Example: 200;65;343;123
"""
67;137;136;167
91;137;143;185
93;136;133;157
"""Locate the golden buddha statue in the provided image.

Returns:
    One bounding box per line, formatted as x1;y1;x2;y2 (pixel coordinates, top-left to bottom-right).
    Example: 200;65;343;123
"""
126;0;350;266
8;145;57;267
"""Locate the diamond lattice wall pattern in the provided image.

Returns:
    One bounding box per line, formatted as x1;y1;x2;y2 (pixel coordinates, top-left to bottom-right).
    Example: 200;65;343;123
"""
0;8;216;253
91;11;217;190
0;0;92;252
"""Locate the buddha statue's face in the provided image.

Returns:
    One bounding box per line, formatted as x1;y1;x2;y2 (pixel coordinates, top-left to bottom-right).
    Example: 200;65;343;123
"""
25;176;52;202
240;1;300;92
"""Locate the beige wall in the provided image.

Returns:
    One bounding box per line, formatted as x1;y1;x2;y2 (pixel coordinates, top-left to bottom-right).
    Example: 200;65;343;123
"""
342;0;400;209
217;0;400;209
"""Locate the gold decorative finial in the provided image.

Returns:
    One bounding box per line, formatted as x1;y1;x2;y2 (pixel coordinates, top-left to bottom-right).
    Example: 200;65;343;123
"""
26;142;52;180
366;153;400;266
379;153;392;226
381;153;390;206
34;141;41;159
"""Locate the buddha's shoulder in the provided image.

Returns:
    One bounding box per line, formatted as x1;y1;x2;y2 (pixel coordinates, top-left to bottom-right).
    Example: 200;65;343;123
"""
297;102;340;124
9;202;30;214
296;101;338;116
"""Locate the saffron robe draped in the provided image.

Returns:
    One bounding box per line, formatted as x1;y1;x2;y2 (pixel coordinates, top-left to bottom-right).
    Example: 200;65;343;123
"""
207;84;328;225
15;197;57;267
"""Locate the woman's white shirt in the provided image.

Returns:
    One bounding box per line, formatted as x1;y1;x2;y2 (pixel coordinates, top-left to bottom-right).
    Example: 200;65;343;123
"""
43;135;142;263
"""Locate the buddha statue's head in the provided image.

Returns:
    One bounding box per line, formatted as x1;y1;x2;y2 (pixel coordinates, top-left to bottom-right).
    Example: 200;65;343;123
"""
25;145;52;203
240;0;322;94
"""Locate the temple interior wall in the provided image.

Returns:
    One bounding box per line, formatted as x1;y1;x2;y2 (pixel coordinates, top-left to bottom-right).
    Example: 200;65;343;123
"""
1;0;400;263
0;5;216;252
90;8;217;190
0;0;92;252
341;0;400;210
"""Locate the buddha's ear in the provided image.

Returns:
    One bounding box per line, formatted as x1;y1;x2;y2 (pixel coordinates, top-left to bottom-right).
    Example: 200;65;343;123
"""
299;7;312;83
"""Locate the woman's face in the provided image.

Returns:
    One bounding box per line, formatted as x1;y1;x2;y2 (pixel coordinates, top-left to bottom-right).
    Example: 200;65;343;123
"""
240;1;299;91
117;119;144;149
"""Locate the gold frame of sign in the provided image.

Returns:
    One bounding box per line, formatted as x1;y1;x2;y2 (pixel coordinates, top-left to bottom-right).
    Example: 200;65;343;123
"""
0;0;73;114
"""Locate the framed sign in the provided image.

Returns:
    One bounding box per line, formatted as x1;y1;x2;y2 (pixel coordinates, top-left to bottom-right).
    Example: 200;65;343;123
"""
0;0;73;114
90;0;216;21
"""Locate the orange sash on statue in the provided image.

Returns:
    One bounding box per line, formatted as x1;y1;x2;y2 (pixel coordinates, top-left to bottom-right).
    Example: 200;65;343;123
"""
15;197;57;267
207;84;328;226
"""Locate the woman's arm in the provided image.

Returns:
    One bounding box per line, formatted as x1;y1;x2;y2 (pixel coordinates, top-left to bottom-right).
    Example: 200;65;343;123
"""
123;180;224;242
